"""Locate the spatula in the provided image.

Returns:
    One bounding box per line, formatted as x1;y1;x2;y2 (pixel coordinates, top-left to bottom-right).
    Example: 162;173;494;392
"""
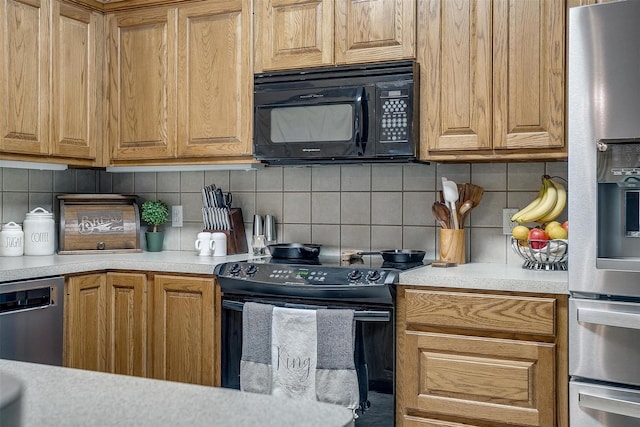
442;178;460;229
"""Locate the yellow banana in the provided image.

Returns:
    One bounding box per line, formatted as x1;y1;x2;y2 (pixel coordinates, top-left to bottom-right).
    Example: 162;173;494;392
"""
517;176;558;223
511;178;547;223
538;178;567;223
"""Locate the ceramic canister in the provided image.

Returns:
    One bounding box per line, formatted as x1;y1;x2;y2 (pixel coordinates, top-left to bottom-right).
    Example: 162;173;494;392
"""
0;222;24;256
23;207;55;256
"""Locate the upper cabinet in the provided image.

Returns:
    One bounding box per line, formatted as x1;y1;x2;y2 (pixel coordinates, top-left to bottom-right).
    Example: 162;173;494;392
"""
254;0;415;72
107;0;252;164
418;0;566;162
0;0;101;165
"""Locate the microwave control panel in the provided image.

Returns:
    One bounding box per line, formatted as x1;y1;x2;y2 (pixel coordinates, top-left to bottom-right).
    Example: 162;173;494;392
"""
377;86;412;144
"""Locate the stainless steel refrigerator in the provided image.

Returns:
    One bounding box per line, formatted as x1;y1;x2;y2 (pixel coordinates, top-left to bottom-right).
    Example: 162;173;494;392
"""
569;1;640;425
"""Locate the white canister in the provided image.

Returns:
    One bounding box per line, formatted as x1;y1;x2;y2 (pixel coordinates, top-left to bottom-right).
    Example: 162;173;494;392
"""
0;222;24;256
23;207;55;256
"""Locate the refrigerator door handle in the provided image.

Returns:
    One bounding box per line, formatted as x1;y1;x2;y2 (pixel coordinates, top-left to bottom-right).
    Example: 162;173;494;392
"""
577;307;640;330
580;392;640;419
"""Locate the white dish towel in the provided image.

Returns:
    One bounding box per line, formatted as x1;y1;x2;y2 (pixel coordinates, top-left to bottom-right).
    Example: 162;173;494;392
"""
271;306;318;401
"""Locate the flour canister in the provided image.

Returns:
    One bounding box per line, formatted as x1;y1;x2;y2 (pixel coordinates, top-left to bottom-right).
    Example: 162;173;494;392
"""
23;207;55;255
0;222;24;256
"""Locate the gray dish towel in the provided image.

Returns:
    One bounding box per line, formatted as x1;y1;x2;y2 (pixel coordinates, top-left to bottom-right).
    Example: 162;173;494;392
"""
315;308;359;414
240;302;274;394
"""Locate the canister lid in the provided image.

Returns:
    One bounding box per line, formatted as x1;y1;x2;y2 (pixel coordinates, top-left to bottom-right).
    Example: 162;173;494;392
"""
1;221;22;231
25;207;53;219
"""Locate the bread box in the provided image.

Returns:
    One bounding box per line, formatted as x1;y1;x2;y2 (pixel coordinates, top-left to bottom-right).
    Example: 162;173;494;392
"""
57;194;141;254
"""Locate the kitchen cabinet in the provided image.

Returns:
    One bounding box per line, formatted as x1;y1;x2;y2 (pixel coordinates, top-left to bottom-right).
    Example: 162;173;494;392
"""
65;271;219;387
152;274;219;386
254;0;415;72
107;0;252;163
396;287;568;427
0;0;102;165
65;272;148;377
418;0;566;162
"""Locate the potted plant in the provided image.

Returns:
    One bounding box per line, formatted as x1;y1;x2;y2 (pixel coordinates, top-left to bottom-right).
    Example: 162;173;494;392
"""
141;200;169;252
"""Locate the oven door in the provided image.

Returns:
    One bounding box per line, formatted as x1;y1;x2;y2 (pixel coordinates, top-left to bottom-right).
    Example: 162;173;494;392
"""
253;86;372;161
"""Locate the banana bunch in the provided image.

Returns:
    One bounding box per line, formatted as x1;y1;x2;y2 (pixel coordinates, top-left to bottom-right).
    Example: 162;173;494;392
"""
511;175;567;224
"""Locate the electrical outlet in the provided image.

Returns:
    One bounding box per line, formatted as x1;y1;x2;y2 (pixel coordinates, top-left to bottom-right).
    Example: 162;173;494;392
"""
171;205;183;227
502;208;519;235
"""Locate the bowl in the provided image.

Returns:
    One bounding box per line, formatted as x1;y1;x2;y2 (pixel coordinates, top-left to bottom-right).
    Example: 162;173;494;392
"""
511;238;568;270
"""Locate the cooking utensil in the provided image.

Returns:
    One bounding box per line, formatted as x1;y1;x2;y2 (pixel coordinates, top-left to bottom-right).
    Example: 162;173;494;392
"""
432;201;451;229
358;249;426;263
458;199;474;227
268;243;322;259
442;178;460;229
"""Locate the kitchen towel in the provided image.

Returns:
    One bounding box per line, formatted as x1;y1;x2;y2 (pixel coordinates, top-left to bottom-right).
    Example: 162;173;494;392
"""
315;308;360;415
271;306;318;401
240;302;274;395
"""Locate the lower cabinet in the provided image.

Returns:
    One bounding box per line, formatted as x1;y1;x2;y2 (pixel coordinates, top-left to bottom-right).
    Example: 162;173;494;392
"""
64;271;219;386
396;287;568;427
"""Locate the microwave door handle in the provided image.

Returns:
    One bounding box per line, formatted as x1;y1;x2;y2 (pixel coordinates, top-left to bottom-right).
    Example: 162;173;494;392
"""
354;88;368;147
579;392;640;419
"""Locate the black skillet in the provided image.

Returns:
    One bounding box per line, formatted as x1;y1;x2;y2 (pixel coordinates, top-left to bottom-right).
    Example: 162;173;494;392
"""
358;249;426;263
268;243;322;259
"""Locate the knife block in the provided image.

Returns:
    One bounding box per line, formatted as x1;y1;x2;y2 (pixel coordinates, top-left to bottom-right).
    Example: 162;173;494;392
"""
204;208;248;255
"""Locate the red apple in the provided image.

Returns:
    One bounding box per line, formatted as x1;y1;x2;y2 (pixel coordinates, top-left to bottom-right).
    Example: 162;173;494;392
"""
562;221;569;233
528;228;549;249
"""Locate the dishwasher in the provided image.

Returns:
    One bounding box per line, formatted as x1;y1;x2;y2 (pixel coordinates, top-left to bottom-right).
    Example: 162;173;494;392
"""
0;276;64;366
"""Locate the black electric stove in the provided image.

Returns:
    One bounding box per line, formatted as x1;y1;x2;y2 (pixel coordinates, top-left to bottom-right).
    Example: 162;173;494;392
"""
213;255;429;304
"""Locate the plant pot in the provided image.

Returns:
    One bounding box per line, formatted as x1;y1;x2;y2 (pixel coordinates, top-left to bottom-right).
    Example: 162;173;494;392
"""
145;231;164;252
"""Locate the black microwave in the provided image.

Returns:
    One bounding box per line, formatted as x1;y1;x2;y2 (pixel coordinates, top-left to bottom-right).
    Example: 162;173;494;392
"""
253;60;418;165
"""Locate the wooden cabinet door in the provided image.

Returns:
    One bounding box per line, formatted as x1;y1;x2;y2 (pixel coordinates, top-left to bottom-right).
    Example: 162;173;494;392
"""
177;0;251;158
492;0;564;151
65;274;108;371
0;0;50;155
335;0;415;65
106;272;148;377
419;0;493;154
152;274;218;386
400;331;556;427
419;0;565;160
254;0;334;72
51;0;100;160
107;7;177;160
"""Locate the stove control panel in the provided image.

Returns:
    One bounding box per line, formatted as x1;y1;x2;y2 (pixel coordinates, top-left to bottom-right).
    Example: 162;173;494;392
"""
215;262;398;286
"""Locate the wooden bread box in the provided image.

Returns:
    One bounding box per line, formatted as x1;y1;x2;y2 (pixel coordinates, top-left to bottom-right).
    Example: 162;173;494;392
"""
57;194;141;254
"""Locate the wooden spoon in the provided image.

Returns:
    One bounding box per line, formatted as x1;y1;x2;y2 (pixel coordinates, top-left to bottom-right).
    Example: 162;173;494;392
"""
458;199;474;227
432;201;451;229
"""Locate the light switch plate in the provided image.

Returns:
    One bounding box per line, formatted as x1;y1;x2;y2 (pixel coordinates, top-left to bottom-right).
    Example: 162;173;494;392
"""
503;208;519;235
172;205;183;227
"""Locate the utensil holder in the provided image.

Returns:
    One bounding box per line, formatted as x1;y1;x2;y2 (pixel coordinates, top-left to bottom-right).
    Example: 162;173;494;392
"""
204;208;248;255
439;229;465;264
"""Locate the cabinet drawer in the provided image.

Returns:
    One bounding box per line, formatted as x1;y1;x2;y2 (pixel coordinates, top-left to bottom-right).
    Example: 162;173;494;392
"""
403;415;480;426
402;331;555;427
404;289;556;336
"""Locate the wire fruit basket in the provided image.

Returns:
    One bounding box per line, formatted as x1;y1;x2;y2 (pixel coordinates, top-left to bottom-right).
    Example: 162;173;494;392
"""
510;237;568;271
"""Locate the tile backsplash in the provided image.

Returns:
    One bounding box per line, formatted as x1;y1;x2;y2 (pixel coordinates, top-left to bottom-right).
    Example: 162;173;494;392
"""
0;161;567;265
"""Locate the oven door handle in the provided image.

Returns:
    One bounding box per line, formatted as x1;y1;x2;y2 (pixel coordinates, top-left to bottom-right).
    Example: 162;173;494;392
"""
222;300;391;322
577;307;640;330
579;392;640;419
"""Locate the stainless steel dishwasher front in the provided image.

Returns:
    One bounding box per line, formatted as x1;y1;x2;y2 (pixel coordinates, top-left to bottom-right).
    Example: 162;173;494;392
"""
0;276;64;366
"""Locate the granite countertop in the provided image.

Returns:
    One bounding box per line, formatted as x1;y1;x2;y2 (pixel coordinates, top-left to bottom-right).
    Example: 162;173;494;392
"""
0;251;568;294
0;360;354;427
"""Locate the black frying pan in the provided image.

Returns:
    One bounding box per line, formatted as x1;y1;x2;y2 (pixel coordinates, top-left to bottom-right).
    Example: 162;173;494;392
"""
268;243;322;259
359;249;426;263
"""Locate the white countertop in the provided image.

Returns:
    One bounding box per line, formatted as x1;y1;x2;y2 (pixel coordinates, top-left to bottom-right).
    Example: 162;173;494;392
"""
0;251;568;294
0;359;354;427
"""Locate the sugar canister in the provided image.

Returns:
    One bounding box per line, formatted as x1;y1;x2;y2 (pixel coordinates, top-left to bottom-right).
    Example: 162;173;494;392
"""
23;207;55;255
0;222;24;256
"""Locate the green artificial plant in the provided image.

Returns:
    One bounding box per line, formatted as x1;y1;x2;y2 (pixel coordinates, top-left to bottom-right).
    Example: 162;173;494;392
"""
141;200;170;232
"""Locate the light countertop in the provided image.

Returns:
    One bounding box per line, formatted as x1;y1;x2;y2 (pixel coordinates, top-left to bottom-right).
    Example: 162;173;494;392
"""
0;359;354;427
0;251;567;294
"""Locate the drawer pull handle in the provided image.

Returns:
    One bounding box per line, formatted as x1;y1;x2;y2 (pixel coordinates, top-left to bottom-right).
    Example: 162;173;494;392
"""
579;392;640;419
577;307;640;330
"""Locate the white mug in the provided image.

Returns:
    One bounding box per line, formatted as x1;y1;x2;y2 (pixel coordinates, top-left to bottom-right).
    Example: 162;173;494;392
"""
211;232;227;257
195;232;215;256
